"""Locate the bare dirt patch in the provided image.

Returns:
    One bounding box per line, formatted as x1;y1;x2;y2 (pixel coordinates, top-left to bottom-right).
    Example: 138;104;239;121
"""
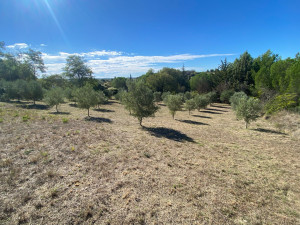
0;101;299;224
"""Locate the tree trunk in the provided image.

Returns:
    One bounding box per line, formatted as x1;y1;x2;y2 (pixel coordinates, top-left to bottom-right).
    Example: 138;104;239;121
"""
56;105;58;113
33;100;36;105
139;118;143;126
246;122;248;129
88;108;90;117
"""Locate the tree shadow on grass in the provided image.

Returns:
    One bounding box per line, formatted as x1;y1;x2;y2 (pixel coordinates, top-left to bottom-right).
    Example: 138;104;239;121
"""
253;128;286;135
211;105;231;109
18;104;50;110
69;103;78;107
201;110;222;115
158;103;166;106
176;119;209;126
49;112;71;115
192;115;212;119
93;108;115;113
104;100;119;105
143;127;195;142
85;116;112;123
206;107;228;112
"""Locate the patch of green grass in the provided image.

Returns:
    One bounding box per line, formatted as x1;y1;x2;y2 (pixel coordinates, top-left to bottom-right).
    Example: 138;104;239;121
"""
22;115;30;122
24;149;34;155
0;118;3;123
62;118;69;123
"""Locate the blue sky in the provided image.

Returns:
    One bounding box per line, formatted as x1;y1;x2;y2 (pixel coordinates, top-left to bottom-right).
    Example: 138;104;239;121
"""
1;0;299;78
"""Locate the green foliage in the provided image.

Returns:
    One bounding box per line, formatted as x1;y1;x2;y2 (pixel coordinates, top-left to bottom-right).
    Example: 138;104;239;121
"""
194;94;209;111
123;81;158;125
161;91;171;104
184;99;196;115
153;92;162;102
96;91;107;108
190;72;213;94
184;91;192;101
74;84;98;116
22;115;30;122
230;92;248;111
265;93;297;115
220;89;234;103
111;77;127;90
144;67;189;93
206;91;218;105
63;55;92;87
235;97;262;128
44;87;65;112
27;80;43;104
165;94;183;119
62;118;69;123
65;87;76;103
40;74;67;90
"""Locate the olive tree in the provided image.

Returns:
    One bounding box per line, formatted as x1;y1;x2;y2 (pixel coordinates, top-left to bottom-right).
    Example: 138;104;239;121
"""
166;94;183;119
184;98;196;115
123;81;158;126
44;87;65;112
28;80;43;105
194;94;209;111
235;97;262;129
229;92;248;111
96;91;107;109
74;84;98;117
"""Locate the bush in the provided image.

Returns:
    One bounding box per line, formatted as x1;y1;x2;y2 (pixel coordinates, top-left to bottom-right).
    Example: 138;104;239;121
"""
166;94;183;119
235;97;262;128
194;94;209;111
161;92;171;104
265;93;297;115
44;87;65;112
184;99;196;115
96;91;107;108
220;89;235;103
230;92;248;111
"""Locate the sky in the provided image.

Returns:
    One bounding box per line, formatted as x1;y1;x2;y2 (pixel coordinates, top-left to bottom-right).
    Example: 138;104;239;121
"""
1;0;300;78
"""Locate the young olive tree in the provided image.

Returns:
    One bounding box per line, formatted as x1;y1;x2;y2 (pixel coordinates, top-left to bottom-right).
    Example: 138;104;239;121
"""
153;91;162;103
28;80;43;105
44;87;65;112
206;91;218;106
123;81;158;126
229;92;248;111
194;94;209;111
74;84;98;117
96;91;107;109
235;97;262;129
184;98;196;115
166;94;183;119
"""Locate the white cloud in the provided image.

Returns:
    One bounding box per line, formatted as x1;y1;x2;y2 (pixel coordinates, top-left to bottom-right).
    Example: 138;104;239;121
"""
40;44;47;47
42;50;234;77
7;43;29;49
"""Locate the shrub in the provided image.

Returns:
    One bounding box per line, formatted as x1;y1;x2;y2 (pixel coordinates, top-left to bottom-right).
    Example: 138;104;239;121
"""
220;89;235;103
166;94;183;119
235;97;262;128
265;93;297;115
184;99;196;115
161;92;171;104
44;87;65;112
96;91;107;108
230;92;248;111
194;94;209;111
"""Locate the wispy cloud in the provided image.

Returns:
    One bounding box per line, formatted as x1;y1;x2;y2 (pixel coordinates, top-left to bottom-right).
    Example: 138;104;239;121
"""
43;51;234;77
40;44;47;47
7;43;29;49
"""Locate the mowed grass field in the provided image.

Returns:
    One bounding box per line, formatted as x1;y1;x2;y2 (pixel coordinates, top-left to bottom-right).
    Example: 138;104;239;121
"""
0;100;299;225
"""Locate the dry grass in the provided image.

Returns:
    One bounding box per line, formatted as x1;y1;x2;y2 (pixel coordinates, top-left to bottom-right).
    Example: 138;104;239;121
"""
0;100;299;224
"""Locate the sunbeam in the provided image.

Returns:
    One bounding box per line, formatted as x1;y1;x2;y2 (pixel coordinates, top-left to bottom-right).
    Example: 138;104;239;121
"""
43;0;69;46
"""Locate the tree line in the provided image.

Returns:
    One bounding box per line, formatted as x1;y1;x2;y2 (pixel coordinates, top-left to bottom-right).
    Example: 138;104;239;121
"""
0;41;299;127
